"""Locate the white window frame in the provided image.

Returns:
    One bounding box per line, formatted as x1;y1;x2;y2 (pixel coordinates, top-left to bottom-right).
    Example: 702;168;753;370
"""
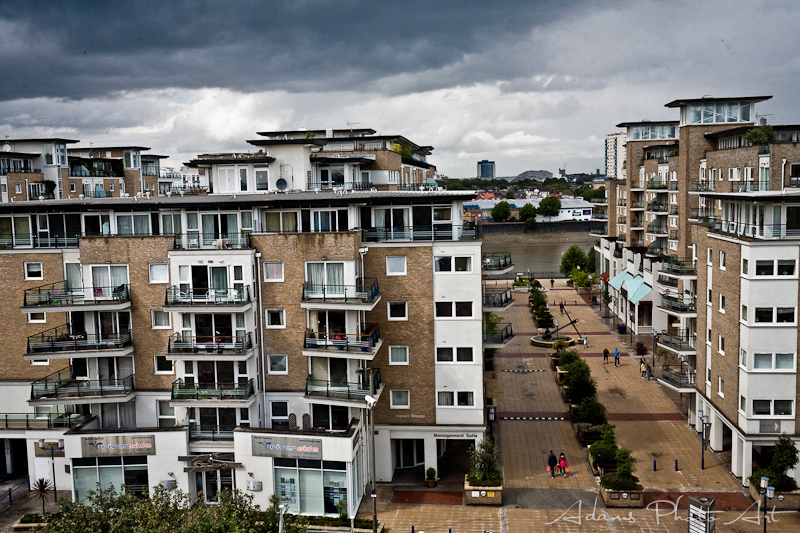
719;251;726;270
434;301;474;319
719;294;725;313
269;401;289;428
437;389;476;408
148;263;169;284
435;346;475;363
151;309;171;329
434;255;473;273
718;335;725;355
389;345;409;365
30;359;50;366
386;256;407;276
263;261;284;282
267;354;288;375
390;389;410;409
153;355;174;375
750;352;796;372
24;261;43;280
265;308;286;329
387;301;408;321
27;312;46;323
156;399;176;427
718;377;724;398
752;399;795;417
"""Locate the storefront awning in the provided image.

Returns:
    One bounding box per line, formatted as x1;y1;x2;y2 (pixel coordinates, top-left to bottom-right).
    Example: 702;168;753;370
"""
608;269;631;290
626;275;653;304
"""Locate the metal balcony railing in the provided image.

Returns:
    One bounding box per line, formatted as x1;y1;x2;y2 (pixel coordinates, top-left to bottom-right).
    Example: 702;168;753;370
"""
630;202;645;209
189;423;236;440
27;325;133;354
730;181;768;193
305;369;382;401
31;367;134;400
710;220;800;239
172;233;252;250
646;202;667;213
302;278;380;303
0;412;90;429
306;181;373;190
23;282;130;307
646;244;667;256
303;324;381;353
484;323;513;344
646;180;668;190
668;183;679;191
165;286;251;306
592;213;608;220
483;287;513;308
690;181;716;192
658;330;697;351
657;275;678;287
646;223;668;234
662;257;696;275
660;295;697;312
660;364;696;388
171;378;255;401
361;225;478;242
482;253;513;270
167;333;254;354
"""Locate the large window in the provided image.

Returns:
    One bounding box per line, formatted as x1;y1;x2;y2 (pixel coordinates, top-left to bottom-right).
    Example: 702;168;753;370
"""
386;256;407;276
437;390;475;407
388;301;408;321
158;400;176;427
149;264;169;284
436;347;474;363
688;102;750;124
255;167;269;191
24;261;43;280
752;399;794;417
390;390;410;409
274;458;347;516
434;256;472;273
389;346;409;365
263;261;284;282
434;301;473;318
270;401;289;428
73;456;148;503
268;354;288;375
752;353;795;371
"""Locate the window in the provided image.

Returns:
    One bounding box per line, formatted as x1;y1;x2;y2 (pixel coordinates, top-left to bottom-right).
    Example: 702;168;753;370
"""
148;263;169;283
390;390;410;409
151;310;171;329
755;308;773;323
270;401;289;428
255;167;269;191
27;312;46;323
435;301;473;318
777;308;795;323
434;256;472;273
386;256;407;276
24;262;43;280
755;260;775;276
719;294;725;312
435;302;452;317
718;377;724;397
389;346;409;365
753;399;794;417
741;305;748;321
754;353;772;369
719;251;726;269
388;301;407;321
457;391;475;406
436;347;474;363
263;262;284;282
109;183;114;192
753;400;771;415
154;355;173;374
268;354;288;374
752;353;795;371
70;183;76;193
775;400;793;416
740;395;746;413
742;258;748;275
777;260;795;276
707;289;712;304
266;308;286;328
157;400;176;428
455;301;473;317
15;183;21;194
437;390;475;407
718;335;724;354
740;349;747;366
707;247;712;264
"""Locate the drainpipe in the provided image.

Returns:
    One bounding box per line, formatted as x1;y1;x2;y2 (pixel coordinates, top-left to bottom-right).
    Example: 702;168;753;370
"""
24;178;29;201
782;157;787;188
255;252;267;427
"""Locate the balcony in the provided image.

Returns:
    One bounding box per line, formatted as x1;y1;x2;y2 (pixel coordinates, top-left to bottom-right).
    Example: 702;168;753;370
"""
646;180;668;190
30;367;135;403
661;257;696;275
302;325;382;359
659;295;697;314
22;282;131;312
689;181;716;192
306;181;373;191
668;183;679;191
630;181;645;190
617;200;627;207
591;198;608;206
166;333;255;361
629;202;645;210
658;330;697;352
646;244;667;256
484;323;513;348
305;369;382;404
163;286;253;312
613;248;623;258
361;225;478;242
301;278;381;310
26;325;133;359
592;212;608;220
709;220;800;240
0;412;90;429
646;222;668;235
646;202;667;213
629;239;645;247
629;220;644;230
482;253;514;275
171;378;255;403
730;181;768;193
483;287;514;310
656;275;678;287
189;423;236;441
172;233;252;250
658;364;696;391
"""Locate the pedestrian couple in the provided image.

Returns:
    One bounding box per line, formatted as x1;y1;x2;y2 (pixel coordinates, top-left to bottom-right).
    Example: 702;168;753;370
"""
603;348;620;366
548;451;568;478
640;358;653;380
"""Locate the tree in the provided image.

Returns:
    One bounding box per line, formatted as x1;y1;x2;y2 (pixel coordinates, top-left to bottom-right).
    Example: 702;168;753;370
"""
771;433;800;476
506;186;517;199
575;396;608;426
467;438;503;486
538;196;562;218
745;124;775;145
518;203;537;222
560;244;587;276
445;180;465;190
585;247;596;273
491;201;512;221
32;477;53;518
562;359;597;404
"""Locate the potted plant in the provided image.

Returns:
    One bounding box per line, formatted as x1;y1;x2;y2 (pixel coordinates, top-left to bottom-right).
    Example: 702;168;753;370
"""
333;334;347;350
426;467;436;488
205;341;215;353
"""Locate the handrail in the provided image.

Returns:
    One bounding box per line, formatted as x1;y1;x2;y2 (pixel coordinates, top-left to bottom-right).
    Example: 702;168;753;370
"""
0;412;90;429
168;333;253;354
302;278;380;303
660;295;697;312
165;286;251;306
484;323;513;344
305;369;381;401
23;282;130;307
189;423;237;440
303;324;381;352
483;287;513;307
362;225;479;242
306;181;374;190
171;378;255;401
31;372;134;400
27;324;132;354
482;253;513;270
659;330;697;350
173;232;252;250
660;364;696;387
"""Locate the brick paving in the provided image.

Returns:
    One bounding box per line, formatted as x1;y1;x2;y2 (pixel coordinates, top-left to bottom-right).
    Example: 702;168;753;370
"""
362;504;501;533
391;490;463;505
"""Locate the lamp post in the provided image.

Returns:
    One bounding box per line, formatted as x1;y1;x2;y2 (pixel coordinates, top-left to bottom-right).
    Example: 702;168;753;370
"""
697;411;709;470
38;439;63;502
629;309;633;344
652;330;657;367
761;476;775;533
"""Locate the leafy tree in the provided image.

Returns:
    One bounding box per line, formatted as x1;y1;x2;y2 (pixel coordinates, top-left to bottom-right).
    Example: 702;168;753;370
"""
771;433;800;475
585;248;596;273
518;203;537;222
445;180;466;190
745;124;775;145
32;477;53;518
506;186;517;199
467;438;503;486
589;424;618;460
570;269;591;288
560;244;587;276
602;286;611;307
562;359;596;404
491;201;512;221
575;396;608;426
538;196;562;218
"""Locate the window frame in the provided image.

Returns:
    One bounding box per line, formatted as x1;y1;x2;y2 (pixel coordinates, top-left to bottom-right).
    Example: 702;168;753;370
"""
263;261;284;282
389;345;409;365
27;312;46;323
148;263;169;284
151;309;171;329
267;354;288;375
153;355;174;375
437;389;476;408
24;261;43;280
156;400;176;428
434;301;474;319
265;308;286;329
751;399;794;417
269;401;289;429
436;346;475;363
385;256;407;276
387;301;408;321
719;251;726;270
718;334;725;355
718;376;724;398
390;389;410;409
719;294;725;313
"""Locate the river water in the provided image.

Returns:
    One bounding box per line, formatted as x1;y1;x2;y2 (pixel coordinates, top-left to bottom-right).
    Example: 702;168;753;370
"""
482;240;593;277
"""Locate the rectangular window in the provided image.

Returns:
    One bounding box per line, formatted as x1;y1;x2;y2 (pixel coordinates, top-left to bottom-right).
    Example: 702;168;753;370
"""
386;256;407;276
151;310;171;329
148;264;169;283
455;301;473;317
777;260;795;276
755;260;775;276
27;312;46;323
435;302;452;317
15;183;21;194
740;349;747;366
707;247;712;264
754;353;772;369
774;400;793;416
718;377;724;397
740;395;746;413
742;258;748;275
437;391;454;406
388;301;408;321
268;354;288;374
456;347;474;362
255;167;269;191
24;262;43;280
239;168;248;192
263;262;284;282
719;251;726;269
390;390;410;409
70;183;76;192
457;391;475;406
719;294;725;312
454;257;472;272
755;308;773;323
437;390;474;407
434;256;451;272
157;400;176;428
266;309;286;328
776;308;795;323
718;335;724;354
436;347;454;362
154;355;173;374
389;346;409;365
776;353;794;370
753;400;771;415
741;305;748;321
270;401;289;428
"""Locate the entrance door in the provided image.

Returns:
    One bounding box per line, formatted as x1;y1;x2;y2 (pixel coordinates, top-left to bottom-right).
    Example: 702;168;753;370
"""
394;439;425;469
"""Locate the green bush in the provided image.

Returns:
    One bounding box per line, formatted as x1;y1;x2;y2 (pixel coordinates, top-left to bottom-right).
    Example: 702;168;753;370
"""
589;424;618;460
745;124;775;145
570;269;591;288
556;349;580;367
551;339;571;353
600;473;643;491
575;396;608;425
563;359;596;404
467;438;503;487
531;280;543;289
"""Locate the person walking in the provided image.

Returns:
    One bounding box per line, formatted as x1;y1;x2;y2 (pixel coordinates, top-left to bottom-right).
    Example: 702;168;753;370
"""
614;348;620;367
640;360;647;378
559;453;568;477
559;302;564;314
596;453;605;476
647;365;653;381
603;348;609;364
548;450;557;479
550;279;555;289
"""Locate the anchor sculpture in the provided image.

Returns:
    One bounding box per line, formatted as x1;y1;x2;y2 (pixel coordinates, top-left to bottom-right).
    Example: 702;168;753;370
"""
541;308;582;340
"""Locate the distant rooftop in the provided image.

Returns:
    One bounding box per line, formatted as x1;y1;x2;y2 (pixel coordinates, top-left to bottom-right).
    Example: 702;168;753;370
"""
664;95;772;108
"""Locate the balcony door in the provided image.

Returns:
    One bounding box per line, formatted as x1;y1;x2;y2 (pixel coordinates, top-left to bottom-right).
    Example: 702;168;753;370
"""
194;313;233;344
308;310;346;342
197;360;234;387
310;357;348;385
306;262;345;298
96;311;129;340
91;265;128;299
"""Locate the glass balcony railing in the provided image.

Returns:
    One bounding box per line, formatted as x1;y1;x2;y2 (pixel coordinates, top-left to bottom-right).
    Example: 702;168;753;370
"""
630;202;645;210
646;180;668;190
189;423;236;441
689;181;716;192
167;333;254;354
171;378;255;401
483;287;513;308
661;257;696;275
646;202;668;213
660;364;696;388
482;253;513;270
303;324;381;353
23;282;130;308
305;369;382;401
0;412;90;429
730;181;769;192
173;233;252;250
27;324;133;354
484;323;513;345
361;225;478;242
30;367;134;400
657;274;678;287
165;286;252;306
306;181;374;190
302;278;380;303
710;220;800;240
658;330;697;351
646;223;668;234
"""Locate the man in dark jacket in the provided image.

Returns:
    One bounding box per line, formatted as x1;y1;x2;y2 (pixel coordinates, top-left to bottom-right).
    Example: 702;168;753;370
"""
548;450;558;478
596;452;605;476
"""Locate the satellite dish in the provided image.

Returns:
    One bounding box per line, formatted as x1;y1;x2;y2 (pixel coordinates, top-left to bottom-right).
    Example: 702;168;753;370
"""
2;143;10;152
276;178;287;190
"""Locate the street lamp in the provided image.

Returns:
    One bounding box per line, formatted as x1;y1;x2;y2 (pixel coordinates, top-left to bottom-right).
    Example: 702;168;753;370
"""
697;411;709;470
38;439;64;502
761;476;775;533
356;367;378;533
651;330;657;367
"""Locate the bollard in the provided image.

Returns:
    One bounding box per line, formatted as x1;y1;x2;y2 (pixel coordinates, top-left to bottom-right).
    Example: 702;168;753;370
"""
675;459;679;471
653;459;657;471
412;527;414;533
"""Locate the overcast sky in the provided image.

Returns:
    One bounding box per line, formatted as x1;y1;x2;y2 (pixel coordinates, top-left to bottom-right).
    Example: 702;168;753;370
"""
1;0;799;177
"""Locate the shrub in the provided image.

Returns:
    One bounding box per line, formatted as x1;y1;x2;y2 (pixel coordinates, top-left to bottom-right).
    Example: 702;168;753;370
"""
570;269;591;288
745;124;775;145
563;359;596;404
552;339;570;352
426;467;436;480
575;396;608;425
635;342;648;356
560;245;587;276
556;349;580;367
467;438;503;486
589;424;618;460
531;280;543;289
601;473;643;491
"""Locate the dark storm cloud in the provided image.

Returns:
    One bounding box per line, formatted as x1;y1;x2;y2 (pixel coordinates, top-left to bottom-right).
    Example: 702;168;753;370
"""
0;0;601;102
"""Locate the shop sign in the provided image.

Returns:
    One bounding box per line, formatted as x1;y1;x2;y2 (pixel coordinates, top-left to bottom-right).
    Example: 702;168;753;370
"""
81;435;155;457
433;433;480;439
252;435;322;460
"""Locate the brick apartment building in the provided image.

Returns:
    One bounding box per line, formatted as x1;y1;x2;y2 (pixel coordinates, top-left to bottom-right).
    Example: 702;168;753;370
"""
595;95;800;487
0;129;497;516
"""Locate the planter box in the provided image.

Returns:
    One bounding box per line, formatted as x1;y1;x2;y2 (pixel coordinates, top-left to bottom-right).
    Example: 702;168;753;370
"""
577;427;602;446
549;355;560;371
12;520;47;531
600;487;645;508
555;366;567;384
748;483;800;511
464;476;502;506
586;448;617;475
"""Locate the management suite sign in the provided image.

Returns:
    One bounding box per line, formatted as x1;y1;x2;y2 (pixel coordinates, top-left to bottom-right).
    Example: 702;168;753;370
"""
81;435;156;457
251;435;322;460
